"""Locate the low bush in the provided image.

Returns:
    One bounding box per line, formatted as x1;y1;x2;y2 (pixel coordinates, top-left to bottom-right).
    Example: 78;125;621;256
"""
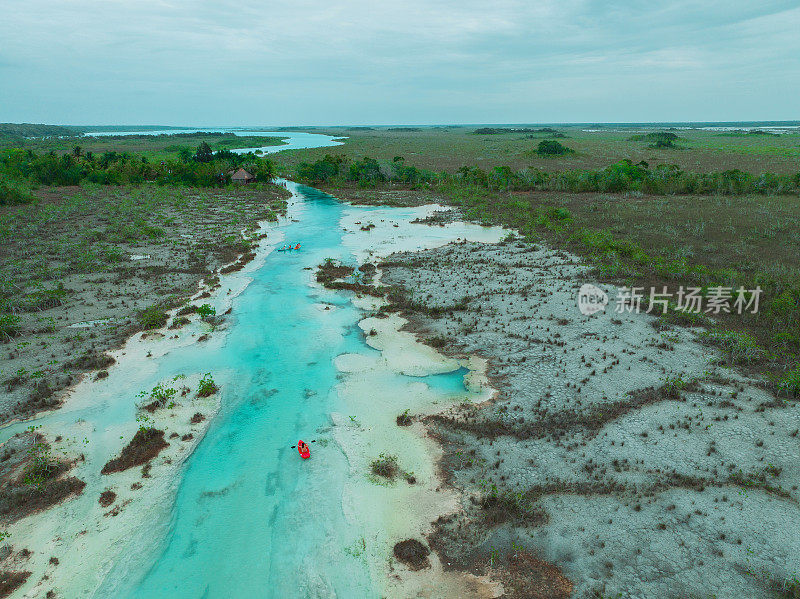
370;453;399;479
480;487;547;526
779;366;800;398
0;182;35;206
137;305;168;330
197;373;218;397
101;428;168;475
196;304;216;318
536;140;574;156
65;351;115;371
393;539;431;570
396;409;412;426
138;383;177;411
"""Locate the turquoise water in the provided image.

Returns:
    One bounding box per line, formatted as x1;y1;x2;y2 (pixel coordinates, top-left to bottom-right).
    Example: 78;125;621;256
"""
91;183;468;598
86;129;345;155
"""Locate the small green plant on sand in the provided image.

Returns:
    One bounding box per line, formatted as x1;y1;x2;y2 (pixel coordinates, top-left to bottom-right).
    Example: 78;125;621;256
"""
196;304;216;319
136;412;153;433
137;383;177;409
661;375;689;398
396;409;412;426
536;140;574;156
23;440;58;491
344;537;367;559
0;313;21;341
370;453;399;479
197;373;218;397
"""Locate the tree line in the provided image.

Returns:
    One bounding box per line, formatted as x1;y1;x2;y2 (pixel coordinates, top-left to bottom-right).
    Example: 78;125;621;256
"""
0;143;277;198
295;154;800;196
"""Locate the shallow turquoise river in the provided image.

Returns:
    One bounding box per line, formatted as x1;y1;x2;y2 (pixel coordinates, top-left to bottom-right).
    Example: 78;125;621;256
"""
103;183;411;597
2;133;491;598
95;181;473;598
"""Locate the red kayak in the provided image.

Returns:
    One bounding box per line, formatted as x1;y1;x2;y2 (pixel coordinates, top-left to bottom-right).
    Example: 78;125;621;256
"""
298;440;310;459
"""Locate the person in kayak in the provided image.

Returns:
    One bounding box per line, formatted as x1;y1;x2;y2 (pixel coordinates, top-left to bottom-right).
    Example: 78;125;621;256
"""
298;440;308;454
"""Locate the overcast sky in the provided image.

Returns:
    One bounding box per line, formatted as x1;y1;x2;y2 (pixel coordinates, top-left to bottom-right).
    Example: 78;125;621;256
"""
1;0;798;126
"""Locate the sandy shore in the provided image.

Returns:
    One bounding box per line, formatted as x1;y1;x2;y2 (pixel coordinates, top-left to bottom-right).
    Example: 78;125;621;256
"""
0;212;286;598
317;204;509;597
379;239;800;598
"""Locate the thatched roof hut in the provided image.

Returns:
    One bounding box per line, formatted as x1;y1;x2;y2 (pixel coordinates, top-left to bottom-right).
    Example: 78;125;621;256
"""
231;168;255;184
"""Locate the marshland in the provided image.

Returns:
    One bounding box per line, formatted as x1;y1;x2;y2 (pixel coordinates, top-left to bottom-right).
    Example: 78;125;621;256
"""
0;121;798;598
2;3;799;595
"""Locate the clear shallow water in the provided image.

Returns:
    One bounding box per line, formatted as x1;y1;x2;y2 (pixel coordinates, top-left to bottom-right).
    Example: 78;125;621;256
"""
92;183;468;598
83;128;345;155
0;131;478;598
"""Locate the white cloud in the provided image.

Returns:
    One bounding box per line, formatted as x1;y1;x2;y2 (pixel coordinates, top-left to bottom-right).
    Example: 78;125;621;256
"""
0;0;797;123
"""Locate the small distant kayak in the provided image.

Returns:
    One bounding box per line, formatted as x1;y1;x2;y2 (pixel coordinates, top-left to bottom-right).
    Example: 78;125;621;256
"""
298;440;310;459
294;243;301;250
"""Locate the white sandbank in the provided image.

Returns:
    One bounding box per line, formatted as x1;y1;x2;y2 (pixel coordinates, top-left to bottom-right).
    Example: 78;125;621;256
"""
325;204;508;597
2;216;285;599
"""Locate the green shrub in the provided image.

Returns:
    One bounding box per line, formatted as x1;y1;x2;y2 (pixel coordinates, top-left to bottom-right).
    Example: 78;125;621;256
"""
779;367;800;398
0;313;21;341
137;305;168;330
699;329;763;365
536;140;574;156
370;453;399;479
23;441;58;490
0;182;35;206
197;373;218;397
196;304;216;318
137;383;177;410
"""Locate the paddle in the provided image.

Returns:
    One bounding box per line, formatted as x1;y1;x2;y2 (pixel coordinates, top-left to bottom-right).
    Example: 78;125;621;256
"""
289;440;317;449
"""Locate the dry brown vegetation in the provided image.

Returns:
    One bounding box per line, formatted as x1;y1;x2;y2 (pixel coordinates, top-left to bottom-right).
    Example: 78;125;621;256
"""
98;489;116;507
315;260;385;298
393;539;431;570
499;551;574;599
100;428;168;475
0;433;85;523
0;570;30;598
427;381;697;441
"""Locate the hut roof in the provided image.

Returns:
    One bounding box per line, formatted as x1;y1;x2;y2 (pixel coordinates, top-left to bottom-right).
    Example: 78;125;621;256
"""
231;168;254;180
